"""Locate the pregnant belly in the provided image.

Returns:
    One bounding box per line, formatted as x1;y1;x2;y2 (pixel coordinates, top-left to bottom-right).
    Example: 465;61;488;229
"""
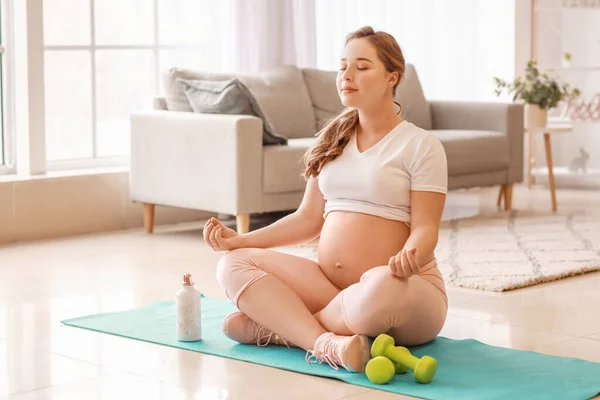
318;211;412;289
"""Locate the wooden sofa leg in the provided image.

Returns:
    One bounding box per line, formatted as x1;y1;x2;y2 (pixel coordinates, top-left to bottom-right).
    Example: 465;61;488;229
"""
503;184;514;211
144;203;155;233
236;214;250;234
497;185;505;208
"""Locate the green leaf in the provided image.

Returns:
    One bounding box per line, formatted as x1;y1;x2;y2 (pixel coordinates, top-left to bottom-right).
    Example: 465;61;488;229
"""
491;58;581;109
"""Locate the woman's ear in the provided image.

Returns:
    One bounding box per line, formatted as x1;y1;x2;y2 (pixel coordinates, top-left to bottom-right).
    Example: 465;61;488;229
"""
388;71;399;87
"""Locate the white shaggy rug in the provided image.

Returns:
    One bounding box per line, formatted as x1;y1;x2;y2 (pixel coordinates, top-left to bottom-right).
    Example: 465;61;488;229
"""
276;210;600;292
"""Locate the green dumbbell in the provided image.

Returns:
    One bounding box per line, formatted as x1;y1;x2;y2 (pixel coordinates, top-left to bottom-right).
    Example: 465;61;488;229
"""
365;356;408;385
371;334;438;384
366;356;395;384
393;360;408;374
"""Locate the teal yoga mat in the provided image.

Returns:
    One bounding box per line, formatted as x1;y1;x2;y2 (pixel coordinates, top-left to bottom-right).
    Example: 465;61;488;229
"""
61;296;600;400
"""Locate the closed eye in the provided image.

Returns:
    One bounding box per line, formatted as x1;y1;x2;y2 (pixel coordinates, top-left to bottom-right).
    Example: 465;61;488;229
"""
339;67;367;71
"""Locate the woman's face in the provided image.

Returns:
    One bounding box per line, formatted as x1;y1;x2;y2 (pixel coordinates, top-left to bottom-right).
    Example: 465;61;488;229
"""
337;38;397;110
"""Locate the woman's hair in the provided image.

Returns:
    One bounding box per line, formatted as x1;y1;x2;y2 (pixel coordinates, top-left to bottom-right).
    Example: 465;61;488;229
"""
302;26;406;179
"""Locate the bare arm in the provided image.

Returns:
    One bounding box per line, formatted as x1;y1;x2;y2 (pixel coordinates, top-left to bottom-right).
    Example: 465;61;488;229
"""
240;177;326;248
403;190;446;265
388;190;446;278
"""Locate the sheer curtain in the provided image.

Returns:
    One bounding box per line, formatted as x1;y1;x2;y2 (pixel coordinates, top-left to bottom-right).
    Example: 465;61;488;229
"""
315;0;516;101
232;0;316;73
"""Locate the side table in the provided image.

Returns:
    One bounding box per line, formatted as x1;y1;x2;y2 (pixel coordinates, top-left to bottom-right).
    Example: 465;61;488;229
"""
526;122;573;212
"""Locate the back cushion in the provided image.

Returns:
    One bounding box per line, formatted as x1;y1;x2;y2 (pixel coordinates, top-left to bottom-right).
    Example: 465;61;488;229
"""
163;66;316;140
163;69;234;112
302;69;345;130
394;64;433;130
301;64;433;131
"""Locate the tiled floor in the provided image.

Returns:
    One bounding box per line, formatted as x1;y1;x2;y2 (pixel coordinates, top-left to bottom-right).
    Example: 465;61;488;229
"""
1;185;599;399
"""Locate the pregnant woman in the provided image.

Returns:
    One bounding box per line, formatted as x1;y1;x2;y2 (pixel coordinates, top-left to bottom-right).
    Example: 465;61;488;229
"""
204;26;448;373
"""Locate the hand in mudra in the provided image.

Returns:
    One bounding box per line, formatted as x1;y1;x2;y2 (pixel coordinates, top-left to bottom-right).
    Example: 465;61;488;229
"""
388;248;420;279
202;218;243;251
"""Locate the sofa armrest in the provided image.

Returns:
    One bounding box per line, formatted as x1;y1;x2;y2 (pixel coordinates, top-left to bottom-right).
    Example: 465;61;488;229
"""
130;110;264;215
430;101;525;183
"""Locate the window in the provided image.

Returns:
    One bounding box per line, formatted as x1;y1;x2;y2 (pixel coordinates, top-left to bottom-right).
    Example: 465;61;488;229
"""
315;0;515;102
43;0;233;169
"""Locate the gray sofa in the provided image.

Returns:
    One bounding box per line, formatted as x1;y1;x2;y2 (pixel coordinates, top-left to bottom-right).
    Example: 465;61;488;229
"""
130;64;524;234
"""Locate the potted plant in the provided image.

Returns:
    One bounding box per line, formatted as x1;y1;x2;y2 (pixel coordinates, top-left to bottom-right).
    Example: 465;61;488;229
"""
494;60;581;128
562;52;572;68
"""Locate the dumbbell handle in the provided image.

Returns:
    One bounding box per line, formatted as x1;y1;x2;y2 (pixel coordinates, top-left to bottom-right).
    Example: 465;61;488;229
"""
385;346;419;370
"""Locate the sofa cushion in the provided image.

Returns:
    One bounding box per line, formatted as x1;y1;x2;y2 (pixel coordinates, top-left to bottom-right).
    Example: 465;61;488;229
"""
302;69;344;130
163;68;234;112
263;138;315;194
163;66;316;140
178;78;288;145
395;64;433;130
431;130;509;176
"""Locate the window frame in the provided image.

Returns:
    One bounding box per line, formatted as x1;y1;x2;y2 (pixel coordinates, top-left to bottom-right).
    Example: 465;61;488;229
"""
0;0;16;175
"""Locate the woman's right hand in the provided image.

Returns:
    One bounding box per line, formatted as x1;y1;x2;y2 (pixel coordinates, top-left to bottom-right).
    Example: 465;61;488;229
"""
202;217;245;251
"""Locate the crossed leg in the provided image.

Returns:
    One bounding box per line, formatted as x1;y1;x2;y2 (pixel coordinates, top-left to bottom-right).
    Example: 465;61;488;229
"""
217;248;447;350
217;248;341;350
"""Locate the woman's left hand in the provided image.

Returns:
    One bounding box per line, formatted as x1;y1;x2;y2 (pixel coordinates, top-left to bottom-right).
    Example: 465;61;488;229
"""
388;248;420;279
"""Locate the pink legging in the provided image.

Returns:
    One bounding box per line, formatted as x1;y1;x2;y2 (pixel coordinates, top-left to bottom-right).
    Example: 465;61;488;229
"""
217;248;448;346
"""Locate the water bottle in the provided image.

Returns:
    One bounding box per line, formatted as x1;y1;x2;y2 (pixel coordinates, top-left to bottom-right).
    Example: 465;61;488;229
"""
176;273;202;341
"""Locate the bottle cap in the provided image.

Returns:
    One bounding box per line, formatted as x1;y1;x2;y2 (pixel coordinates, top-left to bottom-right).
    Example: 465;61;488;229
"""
183;273;194;286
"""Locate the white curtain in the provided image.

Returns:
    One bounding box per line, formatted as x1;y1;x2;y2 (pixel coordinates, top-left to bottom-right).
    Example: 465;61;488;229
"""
172;0;515;100
314;0;516;101
232;0;316;73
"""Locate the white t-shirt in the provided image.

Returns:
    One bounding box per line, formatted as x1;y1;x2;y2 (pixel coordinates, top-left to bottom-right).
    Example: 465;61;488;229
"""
318;120;447;224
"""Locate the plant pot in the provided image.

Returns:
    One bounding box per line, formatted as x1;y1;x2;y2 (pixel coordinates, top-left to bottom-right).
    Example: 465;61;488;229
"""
526;104;548;129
